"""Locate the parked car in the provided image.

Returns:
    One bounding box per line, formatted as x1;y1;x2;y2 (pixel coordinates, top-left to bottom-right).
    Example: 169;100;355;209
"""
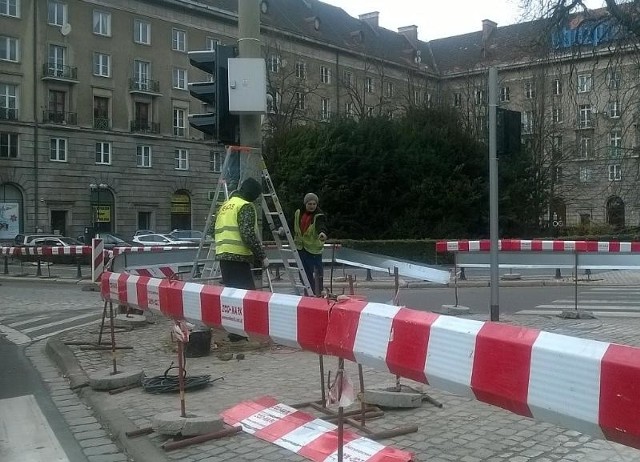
30;236;82;247
133;229;155;237
14;233;59;246
77;232;133;249
167;229;203;243
131;233;195;246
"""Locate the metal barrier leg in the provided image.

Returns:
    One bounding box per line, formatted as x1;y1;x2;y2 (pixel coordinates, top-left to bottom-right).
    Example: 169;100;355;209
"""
555;268;562;279
3;256;8;275
459;267;466;280
36;260;42;277
76;260;82;278
366;269;372;281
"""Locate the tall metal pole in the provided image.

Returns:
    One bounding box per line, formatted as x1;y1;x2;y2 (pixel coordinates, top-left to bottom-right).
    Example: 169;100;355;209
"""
237;0;262;148
488;67;500;322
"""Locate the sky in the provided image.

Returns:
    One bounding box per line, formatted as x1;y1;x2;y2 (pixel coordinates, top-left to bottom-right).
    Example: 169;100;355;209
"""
320;0;605;42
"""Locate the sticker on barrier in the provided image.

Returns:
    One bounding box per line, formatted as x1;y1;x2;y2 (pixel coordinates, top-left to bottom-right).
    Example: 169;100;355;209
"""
221;397;413;462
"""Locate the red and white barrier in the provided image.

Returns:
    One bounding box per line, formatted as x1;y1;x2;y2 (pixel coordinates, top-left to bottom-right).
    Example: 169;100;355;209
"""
91;239;104;282
102;272;329;354
127;266;179;279
221;396;412;461
0;245;90;257
100;270;640;450
436;239;640;253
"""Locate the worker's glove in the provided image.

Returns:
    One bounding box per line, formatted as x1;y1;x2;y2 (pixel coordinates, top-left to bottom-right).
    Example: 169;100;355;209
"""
318;232;327;242
276;226;286;238
262;257;270;268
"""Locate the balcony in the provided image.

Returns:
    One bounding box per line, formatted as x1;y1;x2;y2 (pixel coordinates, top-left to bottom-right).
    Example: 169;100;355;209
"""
129;78;161;95
130;121;160;134
93;117;111;130
42;110;77;125
42;64;78;81
0;108;18;120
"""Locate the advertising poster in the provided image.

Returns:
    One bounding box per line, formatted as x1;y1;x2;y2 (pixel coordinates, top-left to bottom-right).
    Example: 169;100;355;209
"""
0;202;19;239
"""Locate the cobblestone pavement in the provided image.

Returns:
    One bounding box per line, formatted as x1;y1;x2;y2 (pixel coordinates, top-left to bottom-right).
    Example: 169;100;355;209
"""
4;272;640;461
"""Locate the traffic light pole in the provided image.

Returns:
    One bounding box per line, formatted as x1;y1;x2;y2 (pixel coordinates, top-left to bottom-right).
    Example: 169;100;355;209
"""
237;0;262;147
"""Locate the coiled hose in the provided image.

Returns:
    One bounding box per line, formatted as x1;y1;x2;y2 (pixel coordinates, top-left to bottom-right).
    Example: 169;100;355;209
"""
141;362;223;394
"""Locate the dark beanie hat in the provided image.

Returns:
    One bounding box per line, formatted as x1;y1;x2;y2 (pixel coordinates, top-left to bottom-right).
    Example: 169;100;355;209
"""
237;177;262;202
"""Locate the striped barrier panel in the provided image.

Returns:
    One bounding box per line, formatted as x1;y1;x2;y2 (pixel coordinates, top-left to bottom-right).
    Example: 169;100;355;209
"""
0;245;91;257
323;299;640;450
111;246;197;255
100;271;329;354
100;270;640;450
436;239;640;253
127;266;179;279
92;239;104;282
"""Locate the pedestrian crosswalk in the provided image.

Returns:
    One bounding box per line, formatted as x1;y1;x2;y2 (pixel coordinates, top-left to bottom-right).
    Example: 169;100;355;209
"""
0;309;102;345
517;287;640;317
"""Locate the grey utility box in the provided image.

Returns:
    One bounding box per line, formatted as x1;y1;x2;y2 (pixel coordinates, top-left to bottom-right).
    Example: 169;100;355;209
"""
228;58;267;114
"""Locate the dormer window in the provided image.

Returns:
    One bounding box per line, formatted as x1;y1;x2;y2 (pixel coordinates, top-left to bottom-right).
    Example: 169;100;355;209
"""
260;1;268;14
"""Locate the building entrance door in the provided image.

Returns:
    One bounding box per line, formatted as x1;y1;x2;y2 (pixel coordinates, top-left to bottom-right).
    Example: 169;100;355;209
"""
50;210;67;236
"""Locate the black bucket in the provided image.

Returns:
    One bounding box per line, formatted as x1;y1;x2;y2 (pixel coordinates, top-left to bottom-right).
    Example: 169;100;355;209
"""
185;329;212;357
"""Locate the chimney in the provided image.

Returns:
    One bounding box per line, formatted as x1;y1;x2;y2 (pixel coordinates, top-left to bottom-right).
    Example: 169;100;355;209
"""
482;19;497;42
398;25;418;48
359;12;379;28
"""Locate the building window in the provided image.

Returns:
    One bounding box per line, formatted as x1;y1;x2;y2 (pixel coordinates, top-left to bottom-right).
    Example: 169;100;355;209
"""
524;81;535;99
295;61;306;79
342;70;353;87
609;129;622;158
474;89;485;105
320;98;330;120
579;136;591;159
93;96;109;129
134;19;150;45
0;36;18;61
552;107;562;124
579;166;591;183
453;92;461;107
385;82;394;98
320;66;331;84
268;55;280;73
500;86;510;102
295;92;305;110
1;0;19;17
175;148;189;170
426;93;432;108
0;83;17;119
553;166;562;184
365;77;374;94
133;60;150;90
173;108;186;137
47;0;66;26
552;78;562;95
93;10;111;36
209;150;223;172
95;142;111;164
136;145;151;168
608;69;621;90
608;164;621;181
366;105;374;117
93;52;110;77
413;90;421;105
48;44;65;74
205;36;218;50
577;73;592;93
345;101;354;118
172;29;186;52
522;111;533;134
50;137;66;162
551;135;563;155
172;68;187;90
0;132;18;158
608;100;620;118
578;104;592;128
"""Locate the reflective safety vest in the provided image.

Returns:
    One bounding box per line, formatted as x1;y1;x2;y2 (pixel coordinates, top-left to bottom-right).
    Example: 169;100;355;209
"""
294;209;324;254
215;196;256;256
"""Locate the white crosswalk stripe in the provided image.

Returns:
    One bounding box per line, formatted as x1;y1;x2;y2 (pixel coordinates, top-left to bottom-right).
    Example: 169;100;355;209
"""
517;287;640;317
0;310;102;345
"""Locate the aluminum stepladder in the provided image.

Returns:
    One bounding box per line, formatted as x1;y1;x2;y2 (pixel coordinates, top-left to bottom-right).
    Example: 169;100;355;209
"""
189;146;314;296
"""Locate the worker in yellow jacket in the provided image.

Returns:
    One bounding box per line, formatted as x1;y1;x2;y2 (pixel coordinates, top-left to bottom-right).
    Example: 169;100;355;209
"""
293;193;327;295
215;177;268;290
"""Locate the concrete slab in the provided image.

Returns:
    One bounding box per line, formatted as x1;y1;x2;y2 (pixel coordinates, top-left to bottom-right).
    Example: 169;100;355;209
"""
113;314;148;328
362;388;423;409
152;411;223;437
88;367;144;391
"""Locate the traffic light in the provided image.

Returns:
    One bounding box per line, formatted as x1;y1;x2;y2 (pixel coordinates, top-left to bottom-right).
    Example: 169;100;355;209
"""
497;108;522;156
188;44;239;144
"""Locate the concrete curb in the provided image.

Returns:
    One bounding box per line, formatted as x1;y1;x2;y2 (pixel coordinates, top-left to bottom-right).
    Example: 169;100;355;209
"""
45;338;169;462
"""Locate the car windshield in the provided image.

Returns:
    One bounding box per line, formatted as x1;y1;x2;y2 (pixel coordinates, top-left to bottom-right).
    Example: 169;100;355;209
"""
60;237;80;245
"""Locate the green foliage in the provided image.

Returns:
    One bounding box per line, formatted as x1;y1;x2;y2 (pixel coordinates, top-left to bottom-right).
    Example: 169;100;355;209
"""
266;107;538;239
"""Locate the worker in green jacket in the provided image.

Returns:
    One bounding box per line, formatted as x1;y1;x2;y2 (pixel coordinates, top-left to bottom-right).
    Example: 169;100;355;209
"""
294;193;327;296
